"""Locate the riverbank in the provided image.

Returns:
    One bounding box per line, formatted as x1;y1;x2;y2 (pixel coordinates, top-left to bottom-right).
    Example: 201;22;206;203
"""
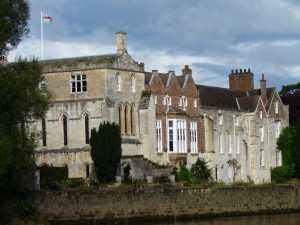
35;185;300;224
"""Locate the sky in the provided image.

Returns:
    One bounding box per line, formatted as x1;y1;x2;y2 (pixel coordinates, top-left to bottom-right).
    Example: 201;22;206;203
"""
8;0;300;90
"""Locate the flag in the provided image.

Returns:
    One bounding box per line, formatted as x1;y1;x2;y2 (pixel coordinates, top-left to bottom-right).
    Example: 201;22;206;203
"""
43;14;52;22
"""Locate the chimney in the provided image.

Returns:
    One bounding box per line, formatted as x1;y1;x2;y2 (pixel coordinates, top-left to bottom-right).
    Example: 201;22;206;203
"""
228;68;254;92
260;73;267;103
182;65;192;76
116;31;127;54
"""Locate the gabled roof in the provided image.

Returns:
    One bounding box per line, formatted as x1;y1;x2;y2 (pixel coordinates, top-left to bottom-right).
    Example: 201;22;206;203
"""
237;96;259;112
177;75;185;88
197;85;246;110
144;72;152;85
248;87;276;111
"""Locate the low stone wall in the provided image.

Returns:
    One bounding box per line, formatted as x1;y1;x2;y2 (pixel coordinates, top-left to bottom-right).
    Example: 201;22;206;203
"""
36;185;300;223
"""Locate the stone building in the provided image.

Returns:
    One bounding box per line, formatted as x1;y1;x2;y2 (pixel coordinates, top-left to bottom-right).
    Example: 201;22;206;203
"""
35;32;288;184
35;32;156;180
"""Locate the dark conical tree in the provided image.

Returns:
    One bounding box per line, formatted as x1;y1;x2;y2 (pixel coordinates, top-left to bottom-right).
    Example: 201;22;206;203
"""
90;121;122;183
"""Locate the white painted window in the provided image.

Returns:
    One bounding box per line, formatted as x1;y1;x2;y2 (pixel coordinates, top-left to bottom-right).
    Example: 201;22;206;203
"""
130;75;135;92
275;100;279;114
276;150;282;166
260;149;264;166
156;120;162;153
259;126;264;142
168;119;187;153
154;96;157;105
275;121;281;138
163;97;166;105
179;98;182;106
70;74;87;93
193;99;197;107
218;114;223;126
190;122;198;153
218;133;223;153
167;97;172;106
116;73;121;91
227;133;232;154
182;96;187;107
259;111;263;119
234;134;240;154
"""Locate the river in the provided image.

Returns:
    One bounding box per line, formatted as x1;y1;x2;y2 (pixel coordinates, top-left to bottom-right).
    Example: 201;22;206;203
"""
58;213;300;225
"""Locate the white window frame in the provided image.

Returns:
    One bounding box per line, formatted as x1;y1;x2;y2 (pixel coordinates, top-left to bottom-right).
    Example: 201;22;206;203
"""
168;119;187;153
275;121;281;138
259;111;263;119
156;120;163;153
259;126;264;143
193;99;197;107
130;75;135;93
190;122;198;153
260;149;264;166
275;101;279;114
167;96;172;106
70;74;87;93
179;98;182;107
275;150;282;166
227;133;232;154
154;95;157;105
218;114;223;126
218;133;223;153
182;96;187;107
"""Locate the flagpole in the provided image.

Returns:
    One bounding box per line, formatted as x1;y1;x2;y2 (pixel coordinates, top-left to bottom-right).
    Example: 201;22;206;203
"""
41;12;44;60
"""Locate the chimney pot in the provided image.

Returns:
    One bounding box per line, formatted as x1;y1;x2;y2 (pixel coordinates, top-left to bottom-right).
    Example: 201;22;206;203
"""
248;68;251;72
240;69;242;73
231;70;234;74
244;69;246;72
236;70;238;73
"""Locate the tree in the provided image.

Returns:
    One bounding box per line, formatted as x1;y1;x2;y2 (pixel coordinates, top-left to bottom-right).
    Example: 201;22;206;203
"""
190;158;212;183
90;121;122;183
227;158;241;183
0;0;30;55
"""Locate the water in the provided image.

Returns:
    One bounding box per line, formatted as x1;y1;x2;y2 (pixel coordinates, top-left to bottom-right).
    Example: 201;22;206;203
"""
55;213;300;225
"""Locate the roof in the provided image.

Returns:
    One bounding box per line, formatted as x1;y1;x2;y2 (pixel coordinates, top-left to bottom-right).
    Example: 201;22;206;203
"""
237;96;259;112
197;85;246;110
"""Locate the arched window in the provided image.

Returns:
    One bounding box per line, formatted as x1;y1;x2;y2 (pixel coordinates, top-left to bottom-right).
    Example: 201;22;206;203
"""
63;115;68;146
116;73;121;91
130;75;135;93
125;105;131;134
85;114;90;144
131;105;136;135
42;117;47;146
119;104;125;134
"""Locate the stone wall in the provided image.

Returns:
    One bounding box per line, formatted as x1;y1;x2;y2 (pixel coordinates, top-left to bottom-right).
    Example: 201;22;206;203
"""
36;185;300;223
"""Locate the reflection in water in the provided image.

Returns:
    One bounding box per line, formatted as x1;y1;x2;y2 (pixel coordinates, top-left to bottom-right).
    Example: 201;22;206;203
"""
140;213;300;225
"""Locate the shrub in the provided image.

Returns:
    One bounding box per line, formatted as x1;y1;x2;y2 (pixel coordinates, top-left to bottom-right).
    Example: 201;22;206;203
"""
271;165;295;183
87;179;99;189
190;158;212;184
47;182;62;191
64;178;85;188
171;166;179;181
178;163;191;182
153;171;170;183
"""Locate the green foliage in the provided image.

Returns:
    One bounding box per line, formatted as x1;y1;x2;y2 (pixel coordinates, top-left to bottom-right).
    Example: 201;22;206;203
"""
64;178;85;188
171;166;179;181
291;121;300;178
39;165;68;188
0;0;30;55
271;165;295;183
90;121;122;183
178;163;191;181
277;126;296;166
190;158;212;183
87;179;100;189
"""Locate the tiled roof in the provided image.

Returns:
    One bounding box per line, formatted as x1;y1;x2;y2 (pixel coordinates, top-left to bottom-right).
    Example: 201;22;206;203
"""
177;75;185;88
144;72;152;85
167;106;187;115
159;73;169;86
197;85;246;110
237;96;259;112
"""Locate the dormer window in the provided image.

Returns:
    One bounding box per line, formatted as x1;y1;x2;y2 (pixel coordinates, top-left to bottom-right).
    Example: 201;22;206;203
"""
163;95;171;106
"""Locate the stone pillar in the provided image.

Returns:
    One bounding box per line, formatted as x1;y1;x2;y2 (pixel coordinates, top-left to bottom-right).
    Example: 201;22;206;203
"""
116;31;127;54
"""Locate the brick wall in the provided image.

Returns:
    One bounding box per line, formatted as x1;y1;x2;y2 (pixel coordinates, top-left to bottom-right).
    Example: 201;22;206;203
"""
229;69;254;92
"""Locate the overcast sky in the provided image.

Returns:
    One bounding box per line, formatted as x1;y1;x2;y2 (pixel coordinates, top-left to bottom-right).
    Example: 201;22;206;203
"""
8;0;300;90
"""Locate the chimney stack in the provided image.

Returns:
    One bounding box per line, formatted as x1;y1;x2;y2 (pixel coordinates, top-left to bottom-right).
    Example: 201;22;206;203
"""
228;68;254;92
260;73;267;104
182;65;192;76
116;31;127;54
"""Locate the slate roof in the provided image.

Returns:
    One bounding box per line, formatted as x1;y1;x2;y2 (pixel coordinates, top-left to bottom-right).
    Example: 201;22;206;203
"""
177;75;185;88
144;72;152;85
197;85;246;110
237;96;259;112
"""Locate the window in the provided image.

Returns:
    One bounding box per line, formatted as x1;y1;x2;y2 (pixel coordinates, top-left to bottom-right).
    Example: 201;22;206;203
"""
85;114;90;144
168;119;187;153
156;120;162;153
119;104;124;133
154;96;157;105
39;80;47;95
275;100;279;114
227;133;232;154
163;97;166;105
42;117;47;146
259;126;264;142
235;115;239;126
86;164;90;178
276;150;282;166
70;74;87;93
167;97;172;106
182;96;187;107
234;134;240;154
275;121;281;138
260;149;264;166
131;106;136;135
193;99;197;107
116;73;121;91
179;98;182;107
62;115;68;146
130;75;135;92
259;111;263;119
218;133;223;153
218;114;223;126
190;122;198;153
